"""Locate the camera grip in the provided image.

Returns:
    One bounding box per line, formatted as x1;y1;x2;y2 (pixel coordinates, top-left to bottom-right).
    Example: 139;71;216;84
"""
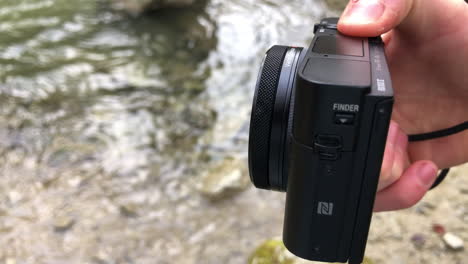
283;140;356;262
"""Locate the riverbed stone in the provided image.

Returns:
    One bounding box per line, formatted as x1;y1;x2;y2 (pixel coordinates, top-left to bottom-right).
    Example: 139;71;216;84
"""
198;157;249;200
432;223;446;235
53;216;75;233
410;233;426;249
111;0;198;14
248;239;296;264
249;239;377;264
7;191;23;205
119;204;139;218
324;0;348;11
443;232;464;251
5;258;16;264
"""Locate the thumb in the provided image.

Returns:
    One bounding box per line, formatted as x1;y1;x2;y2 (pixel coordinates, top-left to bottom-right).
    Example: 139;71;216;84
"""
373;160;438;212
337;0;413;36
338;0;468;37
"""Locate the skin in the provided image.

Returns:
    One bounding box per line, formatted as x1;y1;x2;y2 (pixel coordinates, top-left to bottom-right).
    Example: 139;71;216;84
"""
337;0;468;211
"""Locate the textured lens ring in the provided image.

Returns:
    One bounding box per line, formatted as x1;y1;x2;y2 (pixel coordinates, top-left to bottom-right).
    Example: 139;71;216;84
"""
249;46;288;189
281;48;306;191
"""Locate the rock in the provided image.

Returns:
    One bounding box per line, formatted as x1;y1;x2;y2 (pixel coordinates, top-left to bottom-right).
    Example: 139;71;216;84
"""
410;233;426;249
7;190;23;204
53;216;75;233
198;157;249;200
460;187;468;194
414;201;436;215
5;258;16;264
361;257;375;264
432;223;446;235
442;232;464;251
248;239;297;264
323;0;348;11
119;204;139;218
164;180;190;202
67;176;83;188
111;0;198;14
248;238;376;264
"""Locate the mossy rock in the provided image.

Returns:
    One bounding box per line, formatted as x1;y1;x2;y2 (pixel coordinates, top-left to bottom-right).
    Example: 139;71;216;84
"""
248;239;296;264
323;0;348;11
249;239;376;264
361;257;375;264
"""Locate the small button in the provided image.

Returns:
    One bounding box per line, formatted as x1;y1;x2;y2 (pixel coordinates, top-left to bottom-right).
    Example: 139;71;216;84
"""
334;113;355;125
316;135;341;147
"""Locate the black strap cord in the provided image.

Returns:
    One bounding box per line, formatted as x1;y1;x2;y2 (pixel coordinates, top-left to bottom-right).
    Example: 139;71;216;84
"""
408;121;468;141
408;121;468;189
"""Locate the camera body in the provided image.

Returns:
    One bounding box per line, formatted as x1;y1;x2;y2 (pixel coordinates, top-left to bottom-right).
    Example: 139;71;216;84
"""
248;18;393;264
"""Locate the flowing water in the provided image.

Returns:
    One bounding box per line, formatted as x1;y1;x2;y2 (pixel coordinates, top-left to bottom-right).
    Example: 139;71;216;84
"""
0;1;337;263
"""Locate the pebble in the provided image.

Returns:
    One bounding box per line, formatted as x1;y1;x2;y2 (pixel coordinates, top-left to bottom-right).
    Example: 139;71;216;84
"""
432;223;446;235
443;232;464;251
414;201;436;215
53;216;75;233
410;233;426;249
5;258;16;264
67;176;83;188
119;204;138;218
7;191;23;204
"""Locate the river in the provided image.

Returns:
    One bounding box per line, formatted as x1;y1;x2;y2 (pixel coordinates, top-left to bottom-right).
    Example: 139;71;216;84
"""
0;0;337;263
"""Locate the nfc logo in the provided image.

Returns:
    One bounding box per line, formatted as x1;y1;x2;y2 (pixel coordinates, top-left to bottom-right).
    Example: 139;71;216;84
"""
317;202;334;215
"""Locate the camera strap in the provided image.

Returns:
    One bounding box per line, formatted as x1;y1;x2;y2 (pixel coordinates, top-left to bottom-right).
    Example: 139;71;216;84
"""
408;121;468;189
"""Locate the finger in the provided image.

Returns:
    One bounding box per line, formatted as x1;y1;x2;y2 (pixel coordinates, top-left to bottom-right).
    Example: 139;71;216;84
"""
373;160;438;212
337;0;413;36
377;123;409;191
338;0;468;38
377;121;399;191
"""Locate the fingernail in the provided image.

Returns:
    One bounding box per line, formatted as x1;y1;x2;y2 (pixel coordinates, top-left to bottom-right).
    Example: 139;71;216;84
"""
418;162;438;189
341;0;385;24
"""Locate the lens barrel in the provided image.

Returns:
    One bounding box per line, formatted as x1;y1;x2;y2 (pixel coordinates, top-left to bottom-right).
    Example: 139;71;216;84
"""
248;45;304;191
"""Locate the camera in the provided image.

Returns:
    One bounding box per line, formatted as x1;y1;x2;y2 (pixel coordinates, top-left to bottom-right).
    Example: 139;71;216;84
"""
248;17;394;264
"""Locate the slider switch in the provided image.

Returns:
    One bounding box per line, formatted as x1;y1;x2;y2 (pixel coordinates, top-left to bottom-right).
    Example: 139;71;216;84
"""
314;135;342;160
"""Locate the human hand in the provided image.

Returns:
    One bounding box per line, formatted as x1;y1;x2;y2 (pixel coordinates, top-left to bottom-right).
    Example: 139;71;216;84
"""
337;0;468;211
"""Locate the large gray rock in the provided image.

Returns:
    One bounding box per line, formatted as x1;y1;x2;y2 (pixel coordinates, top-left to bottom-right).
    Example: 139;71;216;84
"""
197;157;249;201
112;0;198;14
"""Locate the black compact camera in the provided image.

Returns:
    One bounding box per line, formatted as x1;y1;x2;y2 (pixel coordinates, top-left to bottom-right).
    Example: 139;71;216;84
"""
248;17;394;264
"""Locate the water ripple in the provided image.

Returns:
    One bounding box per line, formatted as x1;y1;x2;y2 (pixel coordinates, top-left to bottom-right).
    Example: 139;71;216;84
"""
0;0;336;263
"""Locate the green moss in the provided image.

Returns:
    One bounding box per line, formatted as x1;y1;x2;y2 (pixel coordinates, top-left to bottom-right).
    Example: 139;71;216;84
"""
249;239;376;264
248;239;296;264
323;0;348;11
362;257;375;264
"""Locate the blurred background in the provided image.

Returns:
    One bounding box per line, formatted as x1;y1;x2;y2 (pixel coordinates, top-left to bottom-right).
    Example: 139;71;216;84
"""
0;0;466;263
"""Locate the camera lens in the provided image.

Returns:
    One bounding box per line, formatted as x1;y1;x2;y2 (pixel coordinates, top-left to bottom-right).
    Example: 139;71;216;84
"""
248;45;305;191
